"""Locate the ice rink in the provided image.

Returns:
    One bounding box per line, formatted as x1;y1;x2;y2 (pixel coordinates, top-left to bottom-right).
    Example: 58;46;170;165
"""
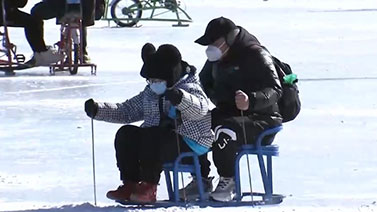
1;0;377;211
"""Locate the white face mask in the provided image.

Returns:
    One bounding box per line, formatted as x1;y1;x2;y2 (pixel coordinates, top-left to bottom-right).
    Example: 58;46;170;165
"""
205;45;223;62
150;81;167;95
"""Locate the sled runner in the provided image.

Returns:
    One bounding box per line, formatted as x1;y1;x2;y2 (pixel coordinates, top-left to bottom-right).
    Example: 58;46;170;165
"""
49;3;97;75
0;0;32;76
115;126;284;208
102;0;192;27
117;197;282;208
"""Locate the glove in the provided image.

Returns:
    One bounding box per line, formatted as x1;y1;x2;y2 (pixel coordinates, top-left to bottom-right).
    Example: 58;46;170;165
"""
164;89;183;106
84;98;98;118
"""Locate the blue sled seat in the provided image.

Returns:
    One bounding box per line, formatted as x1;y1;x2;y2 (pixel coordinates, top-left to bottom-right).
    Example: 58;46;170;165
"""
162;152;205;202
234;125;283;203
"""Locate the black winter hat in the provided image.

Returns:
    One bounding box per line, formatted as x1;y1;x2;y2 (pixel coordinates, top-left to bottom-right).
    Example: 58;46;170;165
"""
195;17;237;46
142;44;183;87
140;43;156;78
141;43;156;62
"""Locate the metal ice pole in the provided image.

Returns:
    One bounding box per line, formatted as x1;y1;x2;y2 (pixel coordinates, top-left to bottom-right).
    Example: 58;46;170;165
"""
91;118;97;206
240;110;254;203
174;117;187;204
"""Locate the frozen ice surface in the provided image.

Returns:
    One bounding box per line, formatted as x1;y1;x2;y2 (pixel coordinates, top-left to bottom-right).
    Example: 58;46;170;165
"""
1;0;377;211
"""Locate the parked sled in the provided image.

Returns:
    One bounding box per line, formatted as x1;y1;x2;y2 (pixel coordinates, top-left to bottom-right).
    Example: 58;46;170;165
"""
115;126;284;208
102;0;192;27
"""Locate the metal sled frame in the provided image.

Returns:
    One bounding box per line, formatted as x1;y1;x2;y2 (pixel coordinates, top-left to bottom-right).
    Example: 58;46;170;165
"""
117;198;282;208
118;126;284;208
234;126;284;204
0;0;28;76
102;0;192;27
49;18;97;75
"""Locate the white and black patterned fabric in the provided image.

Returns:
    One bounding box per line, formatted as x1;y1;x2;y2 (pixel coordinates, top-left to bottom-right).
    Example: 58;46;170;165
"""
94;67;214;149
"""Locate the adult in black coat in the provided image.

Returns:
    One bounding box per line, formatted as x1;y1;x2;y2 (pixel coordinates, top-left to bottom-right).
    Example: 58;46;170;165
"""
194;17;283;202
0;0;61;66
31;0;103;63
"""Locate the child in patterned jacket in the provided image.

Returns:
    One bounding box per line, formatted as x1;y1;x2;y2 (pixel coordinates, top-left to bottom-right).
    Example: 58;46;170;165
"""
84;43;214;203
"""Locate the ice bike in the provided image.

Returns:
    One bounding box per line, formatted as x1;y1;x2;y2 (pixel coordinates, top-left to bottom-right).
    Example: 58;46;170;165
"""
101;0;192;27
49;16;97;75
0;0;30;76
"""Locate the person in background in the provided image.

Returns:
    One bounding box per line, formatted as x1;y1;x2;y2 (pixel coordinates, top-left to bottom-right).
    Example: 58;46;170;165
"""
84;43;214;203
0;0;63;66
30;0;105;64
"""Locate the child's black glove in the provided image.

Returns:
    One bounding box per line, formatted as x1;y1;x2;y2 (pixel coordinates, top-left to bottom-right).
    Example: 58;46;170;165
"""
84;98;98;118
164;89;183;106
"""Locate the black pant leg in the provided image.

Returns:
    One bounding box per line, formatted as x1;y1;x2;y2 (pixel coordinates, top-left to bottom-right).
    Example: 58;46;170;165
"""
81;0;95;53
81;26;88;54
137;127;176;184
119;126;212;184
159;135;211;179
211;112;270;177
5;9;46;52
114;125;143;182
31;1;89;54
30;1;67;52
212;131;239;177
198;153;211;179
31;1;61;20
180;147;211;179
31;2;61;52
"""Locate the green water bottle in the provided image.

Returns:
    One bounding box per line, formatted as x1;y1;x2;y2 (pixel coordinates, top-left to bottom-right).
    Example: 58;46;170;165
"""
283;73;297;85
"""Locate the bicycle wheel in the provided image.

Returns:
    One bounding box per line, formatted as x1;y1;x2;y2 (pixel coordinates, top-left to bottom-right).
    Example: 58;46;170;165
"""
111;0;142;27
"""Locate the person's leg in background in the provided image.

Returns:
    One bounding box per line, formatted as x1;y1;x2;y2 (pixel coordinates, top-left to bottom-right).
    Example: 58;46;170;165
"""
81;0;96;63
6;9;46;53
81;26;91;63
27;1;64;66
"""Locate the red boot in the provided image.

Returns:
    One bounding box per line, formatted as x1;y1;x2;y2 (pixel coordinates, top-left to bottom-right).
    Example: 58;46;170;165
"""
130;181;157;203
106;181;137;201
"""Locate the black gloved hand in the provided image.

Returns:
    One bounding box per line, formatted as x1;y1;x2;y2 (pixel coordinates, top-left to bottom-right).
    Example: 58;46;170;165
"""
84;98;98;118
164;89;183;106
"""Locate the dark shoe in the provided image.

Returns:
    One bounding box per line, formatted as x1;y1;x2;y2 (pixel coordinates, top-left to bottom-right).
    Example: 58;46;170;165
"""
24;56;36;67
129;181;157;203
179;176;213;201
106;181;138;201
210;177;236;202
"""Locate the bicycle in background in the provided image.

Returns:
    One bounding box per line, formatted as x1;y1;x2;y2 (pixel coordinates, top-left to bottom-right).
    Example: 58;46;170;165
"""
101;0;192;27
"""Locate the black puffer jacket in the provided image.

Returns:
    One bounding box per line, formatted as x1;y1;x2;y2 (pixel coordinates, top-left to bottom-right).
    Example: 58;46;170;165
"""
199;26;282;122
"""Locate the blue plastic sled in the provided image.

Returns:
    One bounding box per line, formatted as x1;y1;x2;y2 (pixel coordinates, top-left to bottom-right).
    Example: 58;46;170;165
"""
117;125;284;208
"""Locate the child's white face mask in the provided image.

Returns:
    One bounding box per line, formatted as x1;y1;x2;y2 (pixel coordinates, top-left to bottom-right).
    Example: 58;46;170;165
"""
150;81;167;95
